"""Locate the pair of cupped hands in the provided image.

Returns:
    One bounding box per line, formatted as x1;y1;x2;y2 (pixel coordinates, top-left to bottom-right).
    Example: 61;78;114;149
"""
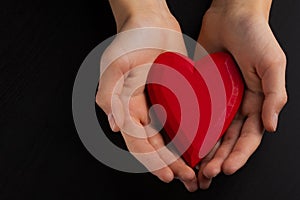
96;1;287;192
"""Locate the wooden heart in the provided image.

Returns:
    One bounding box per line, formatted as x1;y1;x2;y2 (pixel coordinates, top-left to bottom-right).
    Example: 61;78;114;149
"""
146;52;244;168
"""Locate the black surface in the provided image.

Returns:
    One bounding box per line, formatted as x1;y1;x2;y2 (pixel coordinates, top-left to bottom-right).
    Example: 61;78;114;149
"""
0;0;299;199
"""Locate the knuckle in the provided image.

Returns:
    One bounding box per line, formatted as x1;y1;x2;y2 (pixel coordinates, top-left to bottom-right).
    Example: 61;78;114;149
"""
277;91;288;108
282;91;288;105
149;137;162;148
268;51;287;69
223;130;238;142
260;51;287;78
126;139;140;152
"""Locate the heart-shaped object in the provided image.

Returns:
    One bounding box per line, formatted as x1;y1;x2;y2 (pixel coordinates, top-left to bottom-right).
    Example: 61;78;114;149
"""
146;52;244;168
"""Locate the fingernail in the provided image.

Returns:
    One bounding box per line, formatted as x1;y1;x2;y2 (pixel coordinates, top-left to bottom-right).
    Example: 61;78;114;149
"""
188;184;198;192
272;113;278;132
108;113;116;131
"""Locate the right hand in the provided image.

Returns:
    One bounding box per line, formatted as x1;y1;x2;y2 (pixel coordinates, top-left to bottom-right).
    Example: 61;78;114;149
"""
95;7;199;192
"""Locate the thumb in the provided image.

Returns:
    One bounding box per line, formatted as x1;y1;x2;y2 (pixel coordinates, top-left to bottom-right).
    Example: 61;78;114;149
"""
259;54;288;132
96;57;127;132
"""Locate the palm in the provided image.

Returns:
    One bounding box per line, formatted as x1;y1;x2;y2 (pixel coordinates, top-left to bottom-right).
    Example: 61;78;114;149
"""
196;9;287;189
96;14;199;192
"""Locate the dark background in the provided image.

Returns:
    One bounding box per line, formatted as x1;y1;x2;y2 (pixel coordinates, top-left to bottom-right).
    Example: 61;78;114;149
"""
0;0;299;199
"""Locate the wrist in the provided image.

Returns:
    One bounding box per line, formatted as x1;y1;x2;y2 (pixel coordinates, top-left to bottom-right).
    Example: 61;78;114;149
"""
109;0;173;31
210;0;272;20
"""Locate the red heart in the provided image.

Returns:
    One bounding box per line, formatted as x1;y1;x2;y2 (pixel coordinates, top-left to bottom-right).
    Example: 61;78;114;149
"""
146;52;244;168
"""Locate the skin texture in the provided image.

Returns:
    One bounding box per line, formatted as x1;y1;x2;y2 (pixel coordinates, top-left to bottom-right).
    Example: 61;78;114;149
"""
196;0;287;189
97;0;198;192
96;0;287;192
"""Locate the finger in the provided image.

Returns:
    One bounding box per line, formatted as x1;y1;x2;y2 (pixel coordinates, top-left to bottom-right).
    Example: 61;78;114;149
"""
198;162;212;190
258;52;288;132
197;140;221;190
171;159;198;192
222;113;264;175
202;114;244;179
145;127;198;192
121;129;174;183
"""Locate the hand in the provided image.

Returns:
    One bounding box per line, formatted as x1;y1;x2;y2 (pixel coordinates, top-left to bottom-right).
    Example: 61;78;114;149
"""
195;0;288;189
96;0;198;192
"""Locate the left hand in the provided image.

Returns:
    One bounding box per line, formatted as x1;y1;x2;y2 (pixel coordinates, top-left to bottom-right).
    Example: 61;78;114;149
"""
196;0;288;189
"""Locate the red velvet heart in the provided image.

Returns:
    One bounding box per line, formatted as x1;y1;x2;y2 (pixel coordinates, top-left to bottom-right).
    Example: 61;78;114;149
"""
146;52;244;168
